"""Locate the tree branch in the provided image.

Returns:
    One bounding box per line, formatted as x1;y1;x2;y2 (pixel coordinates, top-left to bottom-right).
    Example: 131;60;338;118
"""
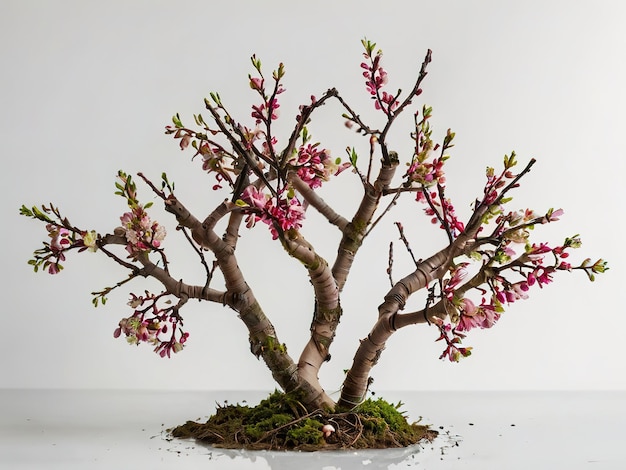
287;171;349;231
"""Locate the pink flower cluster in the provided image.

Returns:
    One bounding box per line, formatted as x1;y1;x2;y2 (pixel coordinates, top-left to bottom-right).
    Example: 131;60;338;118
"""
482;162;518;206
442;264;502;334
240;186;305;239
249;68;285;126
456;299;500;332
436;232;589;362
251;98;280;125
290;143;350;189
361;51;399;114
113;293;189;358
119;206;166;258
417;190;465;238
197;143;233;190
406;156;445;186
434;320;473;362
45;224;71;274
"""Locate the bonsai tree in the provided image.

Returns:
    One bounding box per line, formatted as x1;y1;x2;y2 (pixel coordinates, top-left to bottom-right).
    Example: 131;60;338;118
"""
21;39;606;449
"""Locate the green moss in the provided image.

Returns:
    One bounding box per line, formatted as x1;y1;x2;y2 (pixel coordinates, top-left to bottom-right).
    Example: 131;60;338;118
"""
355;398;408;433
244;413;293;440
262;336;287;354
351;218;368;237
170;390;435;451
285;418;324;446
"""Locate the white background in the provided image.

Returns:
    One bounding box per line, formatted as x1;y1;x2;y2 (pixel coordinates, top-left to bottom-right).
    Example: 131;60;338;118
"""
2;0;624;393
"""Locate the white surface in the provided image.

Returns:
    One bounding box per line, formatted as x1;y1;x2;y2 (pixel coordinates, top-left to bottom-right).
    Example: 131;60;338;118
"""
1;390;625;470
1;0;625;392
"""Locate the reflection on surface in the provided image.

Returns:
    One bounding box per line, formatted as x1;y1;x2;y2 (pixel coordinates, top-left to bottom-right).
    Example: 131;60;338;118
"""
168;429;463;470
202;444;423;470
2;390;625;470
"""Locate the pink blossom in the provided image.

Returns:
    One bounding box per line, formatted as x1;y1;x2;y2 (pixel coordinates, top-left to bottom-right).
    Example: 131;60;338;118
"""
532;267;554;287
374;90;399;113
240;185;267;209
46;224;70;252
119;206;166;258
546;208;564;222
440;343;472;362
457;303;500;332
47;262;61;274
251;98;280;124
443;263;469;299
290;143;346;189
526;242;552;261
268;196;305;239
240;188;306;239
557;261;572;270
179;134;191;150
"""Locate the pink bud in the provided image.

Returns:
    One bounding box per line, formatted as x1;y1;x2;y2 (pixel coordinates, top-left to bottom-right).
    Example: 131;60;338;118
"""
179;134;191;150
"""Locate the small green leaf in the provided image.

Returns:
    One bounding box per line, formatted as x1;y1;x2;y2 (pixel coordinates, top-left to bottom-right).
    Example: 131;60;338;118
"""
347;147;358;167
504;151;517;169
208;92;221;106
19;205;34;217
172;113;183;129
193;114;205;126
273;62;285;80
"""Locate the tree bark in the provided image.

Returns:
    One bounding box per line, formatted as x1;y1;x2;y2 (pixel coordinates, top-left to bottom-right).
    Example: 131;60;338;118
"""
338;246;452;408
163;195;335;409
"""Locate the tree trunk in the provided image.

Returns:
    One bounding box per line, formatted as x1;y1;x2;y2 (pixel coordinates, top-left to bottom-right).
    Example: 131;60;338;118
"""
338;247;452;408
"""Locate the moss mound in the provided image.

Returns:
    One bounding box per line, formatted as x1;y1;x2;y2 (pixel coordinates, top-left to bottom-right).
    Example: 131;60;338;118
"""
170;390;436;451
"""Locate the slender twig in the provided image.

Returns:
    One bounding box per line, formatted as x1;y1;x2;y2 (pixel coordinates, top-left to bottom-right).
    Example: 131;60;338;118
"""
279;87;339;169
378;49;432;164
394;222;419;268
387;241;394;287
333;92;381;136
436;182;454;244
137;172;166;200
204;101;276;196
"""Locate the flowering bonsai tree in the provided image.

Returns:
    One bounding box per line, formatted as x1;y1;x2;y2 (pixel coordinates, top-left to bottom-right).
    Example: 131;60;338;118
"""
21;40;606;449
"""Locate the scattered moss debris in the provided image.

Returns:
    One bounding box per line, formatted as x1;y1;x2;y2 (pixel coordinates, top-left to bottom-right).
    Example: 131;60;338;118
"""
170;390;437;451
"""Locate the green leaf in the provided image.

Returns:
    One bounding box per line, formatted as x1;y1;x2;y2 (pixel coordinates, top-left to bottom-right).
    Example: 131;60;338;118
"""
273;62;285;80
208;92;221;106
19;205;33;217
172;113;183;128
250;54;262;71
347;147;358;167
504;151;517;169
31;206;52;222
193;114;205;126
361;38;376;56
